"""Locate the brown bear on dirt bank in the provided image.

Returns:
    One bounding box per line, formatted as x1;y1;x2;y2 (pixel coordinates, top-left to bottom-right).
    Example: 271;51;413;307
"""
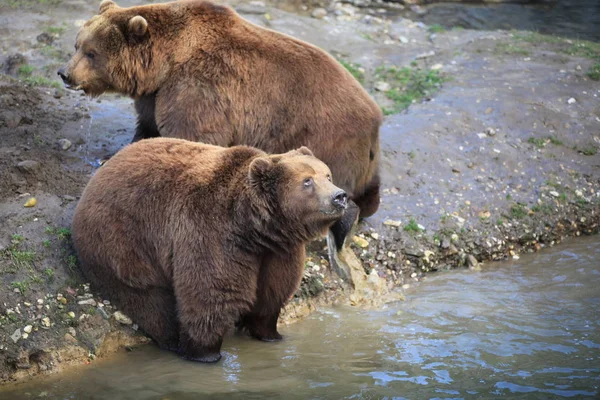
71;138;347;362
58;0;381;259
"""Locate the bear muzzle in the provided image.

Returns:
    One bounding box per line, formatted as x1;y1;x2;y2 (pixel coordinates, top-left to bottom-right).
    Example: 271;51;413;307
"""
331;190;348;210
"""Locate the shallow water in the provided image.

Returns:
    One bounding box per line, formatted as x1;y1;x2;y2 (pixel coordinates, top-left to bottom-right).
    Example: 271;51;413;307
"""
3;236;599;399
405;0;600;41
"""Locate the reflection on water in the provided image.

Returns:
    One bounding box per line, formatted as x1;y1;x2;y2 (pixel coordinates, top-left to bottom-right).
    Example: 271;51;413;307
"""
3;236;599;399
405;0;600;42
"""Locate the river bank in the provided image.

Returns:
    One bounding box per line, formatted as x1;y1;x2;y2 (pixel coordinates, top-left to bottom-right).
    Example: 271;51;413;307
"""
0;0;598;384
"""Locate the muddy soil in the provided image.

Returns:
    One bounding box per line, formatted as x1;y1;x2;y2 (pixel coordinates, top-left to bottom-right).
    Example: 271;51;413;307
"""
0;0;599;385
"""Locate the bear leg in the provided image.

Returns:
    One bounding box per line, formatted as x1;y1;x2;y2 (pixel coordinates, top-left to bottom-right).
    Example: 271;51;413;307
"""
178;330;223;363
240;311;282;342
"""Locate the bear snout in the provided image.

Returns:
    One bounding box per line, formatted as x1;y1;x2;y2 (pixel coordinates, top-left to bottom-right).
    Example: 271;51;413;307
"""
331;190;348;209
57;67;70;84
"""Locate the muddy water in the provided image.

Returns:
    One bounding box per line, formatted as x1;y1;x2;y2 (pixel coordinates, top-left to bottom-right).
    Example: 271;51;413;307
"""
405;0;600;41
3;236;599;399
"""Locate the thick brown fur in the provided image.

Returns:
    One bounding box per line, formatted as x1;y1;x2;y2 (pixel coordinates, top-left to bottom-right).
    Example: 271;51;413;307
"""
59;0;382;218
72;138;347;362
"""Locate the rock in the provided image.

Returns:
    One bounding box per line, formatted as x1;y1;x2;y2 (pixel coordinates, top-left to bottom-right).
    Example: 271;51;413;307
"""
68;327;77;337
415;51;435;59
24;197;37;208
1;111;22;129
549;191;559;197
486;127;496;136
466;254;479;268
398;36;409;44
22;332;29;340
4;53;26;75
451;233;459;243
430;63;443;71
441;238;450;249
370;232;379;240
16;160;41;173
383;219;402;228
375;81;391;92
67;311;75;319
97;307;110;320
42;317;51;327
311;8;327;19
114;311;133;325
23;325;32;334
352;236;369;248
58;138;72;150
77;298;97;306
64;333;77;343
53;89;63;99
11;329;21;343
567;97;576;104
36;32;54;45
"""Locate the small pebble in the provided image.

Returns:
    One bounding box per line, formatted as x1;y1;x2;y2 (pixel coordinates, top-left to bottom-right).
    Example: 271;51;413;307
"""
23;325;32;334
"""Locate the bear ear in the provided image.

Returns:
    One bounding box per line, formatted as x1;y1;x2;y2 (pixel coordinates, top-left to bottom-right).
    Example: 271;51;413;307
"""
249;157;273;186
295;146;314;157
128;16;148;37
99;0;117;14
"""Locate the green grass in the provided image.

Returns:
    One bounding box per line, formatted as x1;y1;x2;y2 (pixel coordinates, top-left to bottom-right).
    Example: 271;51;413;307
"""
548;135;563;146
45;25;66;35
567;40;600;61
22;75;62;89
494;42;530;56
531;203;553;214
44;268;55;282
580;146;598;156
510;204;527;219
338;60;365;84
588;64;600;81
408;150;416;160
65;254;77;272
496;218;504;226
428;24;445;34
56;228;71;240
527;137;546;149
403;218;422;233
17;65;34;77
375;65;444;115
11;281;29;294
42;240;51;248
40;45;63;60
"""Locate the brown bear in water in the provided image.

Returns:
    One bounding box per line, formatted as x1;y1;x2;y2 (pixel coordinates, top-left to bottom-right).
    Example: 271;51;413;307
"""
58;0;381;260
72;138;347;362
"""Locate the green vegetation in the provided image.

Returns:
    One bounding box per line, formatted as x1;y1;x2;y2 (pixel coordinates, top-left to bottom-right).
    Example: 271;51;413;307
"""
580;146;598;156
17;65;34;77
11;281;30;294
65;255;77;272
403;218;423;233
44;267;55;282
42;240;51;248
588;64;600;81
428;24;445;34
40;45;63;60
548;135;563;146
45;24;66;35
496;218;504;226
531;203;552;214
375;65;444;115
527;137;546;149
494;42;530;56
338;59;364;84
510;204;527;219
407;150;416;160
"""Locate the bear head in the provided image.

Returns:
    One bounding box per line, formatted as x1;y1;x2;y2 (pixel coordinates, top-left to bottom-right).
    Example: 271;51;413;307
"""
58;0;160;97
248;147;347;241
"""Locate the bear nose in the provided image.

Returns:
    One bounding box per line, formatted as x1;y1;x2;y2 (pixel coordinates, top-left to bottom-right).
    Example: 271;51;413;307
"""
57;68;69;83
332;190;347;209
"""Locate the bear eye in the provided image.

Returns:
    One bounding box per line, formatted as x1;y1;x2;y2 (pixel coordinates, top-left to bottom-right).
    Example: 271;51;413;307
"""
86;52;96;60
326;174;332;182
303;177;313;187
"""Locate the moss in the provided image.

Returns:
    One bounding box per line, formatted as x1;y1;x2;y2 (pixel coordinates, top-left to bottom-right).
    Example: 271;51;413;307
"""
338;59;364;84
375;65;444;115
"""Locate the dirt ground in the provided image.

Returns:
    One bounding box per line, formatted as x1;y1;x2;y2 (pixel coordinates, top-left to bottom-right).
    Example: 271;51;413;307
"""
0;0;599;385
